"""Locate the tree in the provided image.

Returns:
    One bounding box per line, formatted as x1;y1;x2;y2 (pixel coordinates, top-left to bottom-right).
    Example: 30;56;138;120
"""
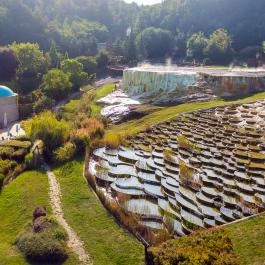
61;59;89;88
76;56;97;75
41;69;72;100
96;50;110;69
10;42;47;76
204;29;234;64
187;32;208;59
10;42;48;93
48;41;62;68
124;31;137;62
136;27;173;59
24;111;70;158
0;47;19;81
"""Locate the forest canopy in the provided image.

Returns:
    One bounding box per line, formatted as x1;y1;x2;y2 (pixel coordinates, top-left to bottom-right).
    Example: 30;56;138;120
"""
0;0;264;63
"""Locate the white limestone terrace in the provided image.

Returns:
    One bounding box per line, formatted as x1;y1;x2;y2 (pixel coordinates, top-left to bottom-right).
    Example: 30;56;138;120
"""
123;66;265;101
91;99;265;236
125;65;265;76
97;89;140;123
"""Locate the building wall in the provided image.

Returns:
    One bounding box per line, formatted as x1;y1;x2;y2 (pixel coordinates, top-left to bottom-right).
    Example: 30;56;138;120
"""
0;94;19;127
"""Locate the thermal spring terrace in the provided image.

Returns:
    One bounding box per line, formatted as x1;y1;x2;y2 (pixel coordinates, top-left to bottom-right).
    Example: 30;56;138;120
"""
91;99;265;236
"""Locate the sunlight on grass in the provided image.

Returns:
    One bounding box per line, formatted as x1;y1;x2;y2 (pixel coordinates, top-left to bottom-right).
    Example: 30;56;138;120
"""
225;214;265;265
107;91;265;137
53;159;145;265
0;171;49;265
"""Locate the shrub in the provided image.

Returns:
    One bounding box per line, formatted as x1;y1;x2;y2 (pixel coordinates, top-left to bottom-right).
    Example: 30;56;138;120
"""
103;133;121;149
74;118;105;148
0;146;15;159
0;140;31;149
0;173;5;188
147;228;240;265
11;148;28;162
0;159;18;175
24;111;70;158
54;142;76;164
17;231;68;263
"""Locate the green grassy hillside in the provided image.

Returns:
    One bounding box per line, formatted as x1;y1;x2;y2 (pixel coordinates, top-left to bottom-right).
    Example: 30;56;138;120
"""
53;159;145;265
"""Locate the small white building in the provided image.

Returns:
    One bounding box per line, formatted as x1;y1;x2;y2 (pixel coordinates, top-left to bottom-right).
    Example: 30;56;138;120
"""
0;86;19;128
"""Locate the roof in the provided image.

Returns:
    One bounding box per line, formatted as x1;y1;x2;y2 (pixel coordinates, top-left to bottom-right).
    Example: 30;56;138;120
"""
0;86;15;97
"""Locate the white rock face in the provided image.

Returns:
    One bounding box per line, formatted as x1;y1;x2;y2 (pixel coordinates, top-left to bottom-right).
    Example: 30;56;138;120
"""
122;66;265;101
98;89;140;123
97;89;140;105
123;68;198;98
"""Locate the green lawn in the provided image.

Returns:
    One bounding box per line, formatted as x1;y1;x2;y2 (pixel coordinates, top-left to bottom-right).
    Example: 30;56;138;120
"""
225;214;265;265
53;159;145;265
91;83;115;116
63;99;81;114
0;171;49;265
0;170;78;265
63;83;115;117
107;91;265;137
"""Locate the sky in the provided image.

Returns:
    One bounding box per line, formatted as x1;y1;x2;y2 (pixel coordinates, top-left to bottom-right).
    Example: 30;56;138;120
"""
123;0;162;5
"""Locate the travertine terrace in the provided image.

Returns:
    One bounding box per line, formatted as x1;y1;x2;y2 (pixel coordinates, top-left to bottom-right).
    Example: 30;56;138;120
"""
92;100;265;235
122;66;265;104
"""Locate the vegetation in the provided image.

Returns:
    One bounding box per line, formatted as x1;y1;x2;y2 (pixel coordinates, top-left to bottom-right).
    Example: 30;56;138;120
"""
0;170;49;264
23;111;70;158
61;59;89;88
148;228;239;265
53;159;145;265
0;47;19;81
17;212;68;263
106;91;265;138
41;68;72;100
10;42;48;93
0;139;32;184
0;0;264;66
225;213;265;265
136;27;173;59
62;83;115;121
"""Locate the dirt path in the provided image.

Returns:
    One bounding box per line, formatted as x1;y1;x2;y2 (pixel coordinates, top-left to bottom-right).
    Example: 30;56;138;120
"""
44;163;92;265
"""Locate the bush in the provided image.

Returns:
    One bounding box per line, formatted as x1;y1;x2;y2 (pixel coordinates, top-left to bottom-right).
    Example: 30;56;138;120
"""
74;118;105;148
103;133;121;149
17;231;68;263
0;159;18;175
0;146;15;159
11;148;28;162
24;112;70;158
0;173;5;188
147;228;240;265
54;142;76;164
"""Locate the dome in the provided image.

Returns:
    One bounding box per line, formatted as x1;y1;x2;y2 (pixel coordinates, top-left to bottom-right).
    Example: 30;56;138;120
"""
0;86;15;97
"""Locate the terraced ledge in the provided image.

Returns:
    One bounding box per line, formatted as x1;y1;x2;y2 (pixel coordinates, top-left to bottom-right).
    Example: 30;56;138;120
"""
92;99;265;235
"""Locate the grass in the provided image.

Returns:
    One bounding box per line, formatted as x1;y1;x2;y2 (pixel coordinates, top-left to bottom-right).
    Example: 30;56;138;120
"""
90;83;115;116
225;214;265;265
63;99;81;114
63;83;115;117
0;170;49;265
53;158;145;265
0;170;78;265
106;91;265;137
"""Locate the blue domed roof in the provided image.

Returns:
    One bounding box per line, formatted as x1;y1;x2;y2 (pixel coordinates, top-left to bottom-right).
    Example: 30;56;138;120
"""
0;86;15;97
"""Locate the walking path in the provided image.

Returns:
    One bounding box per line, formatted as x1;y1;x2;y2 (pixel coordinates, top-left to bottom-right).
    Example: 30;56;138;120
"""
43;163;92;265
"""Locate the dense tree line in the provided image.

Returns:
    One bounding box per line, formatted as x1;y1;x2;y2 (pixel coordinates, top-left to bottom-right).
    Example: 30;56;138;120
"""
0;0;139;55
0;0;265;111
0;0;265;63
